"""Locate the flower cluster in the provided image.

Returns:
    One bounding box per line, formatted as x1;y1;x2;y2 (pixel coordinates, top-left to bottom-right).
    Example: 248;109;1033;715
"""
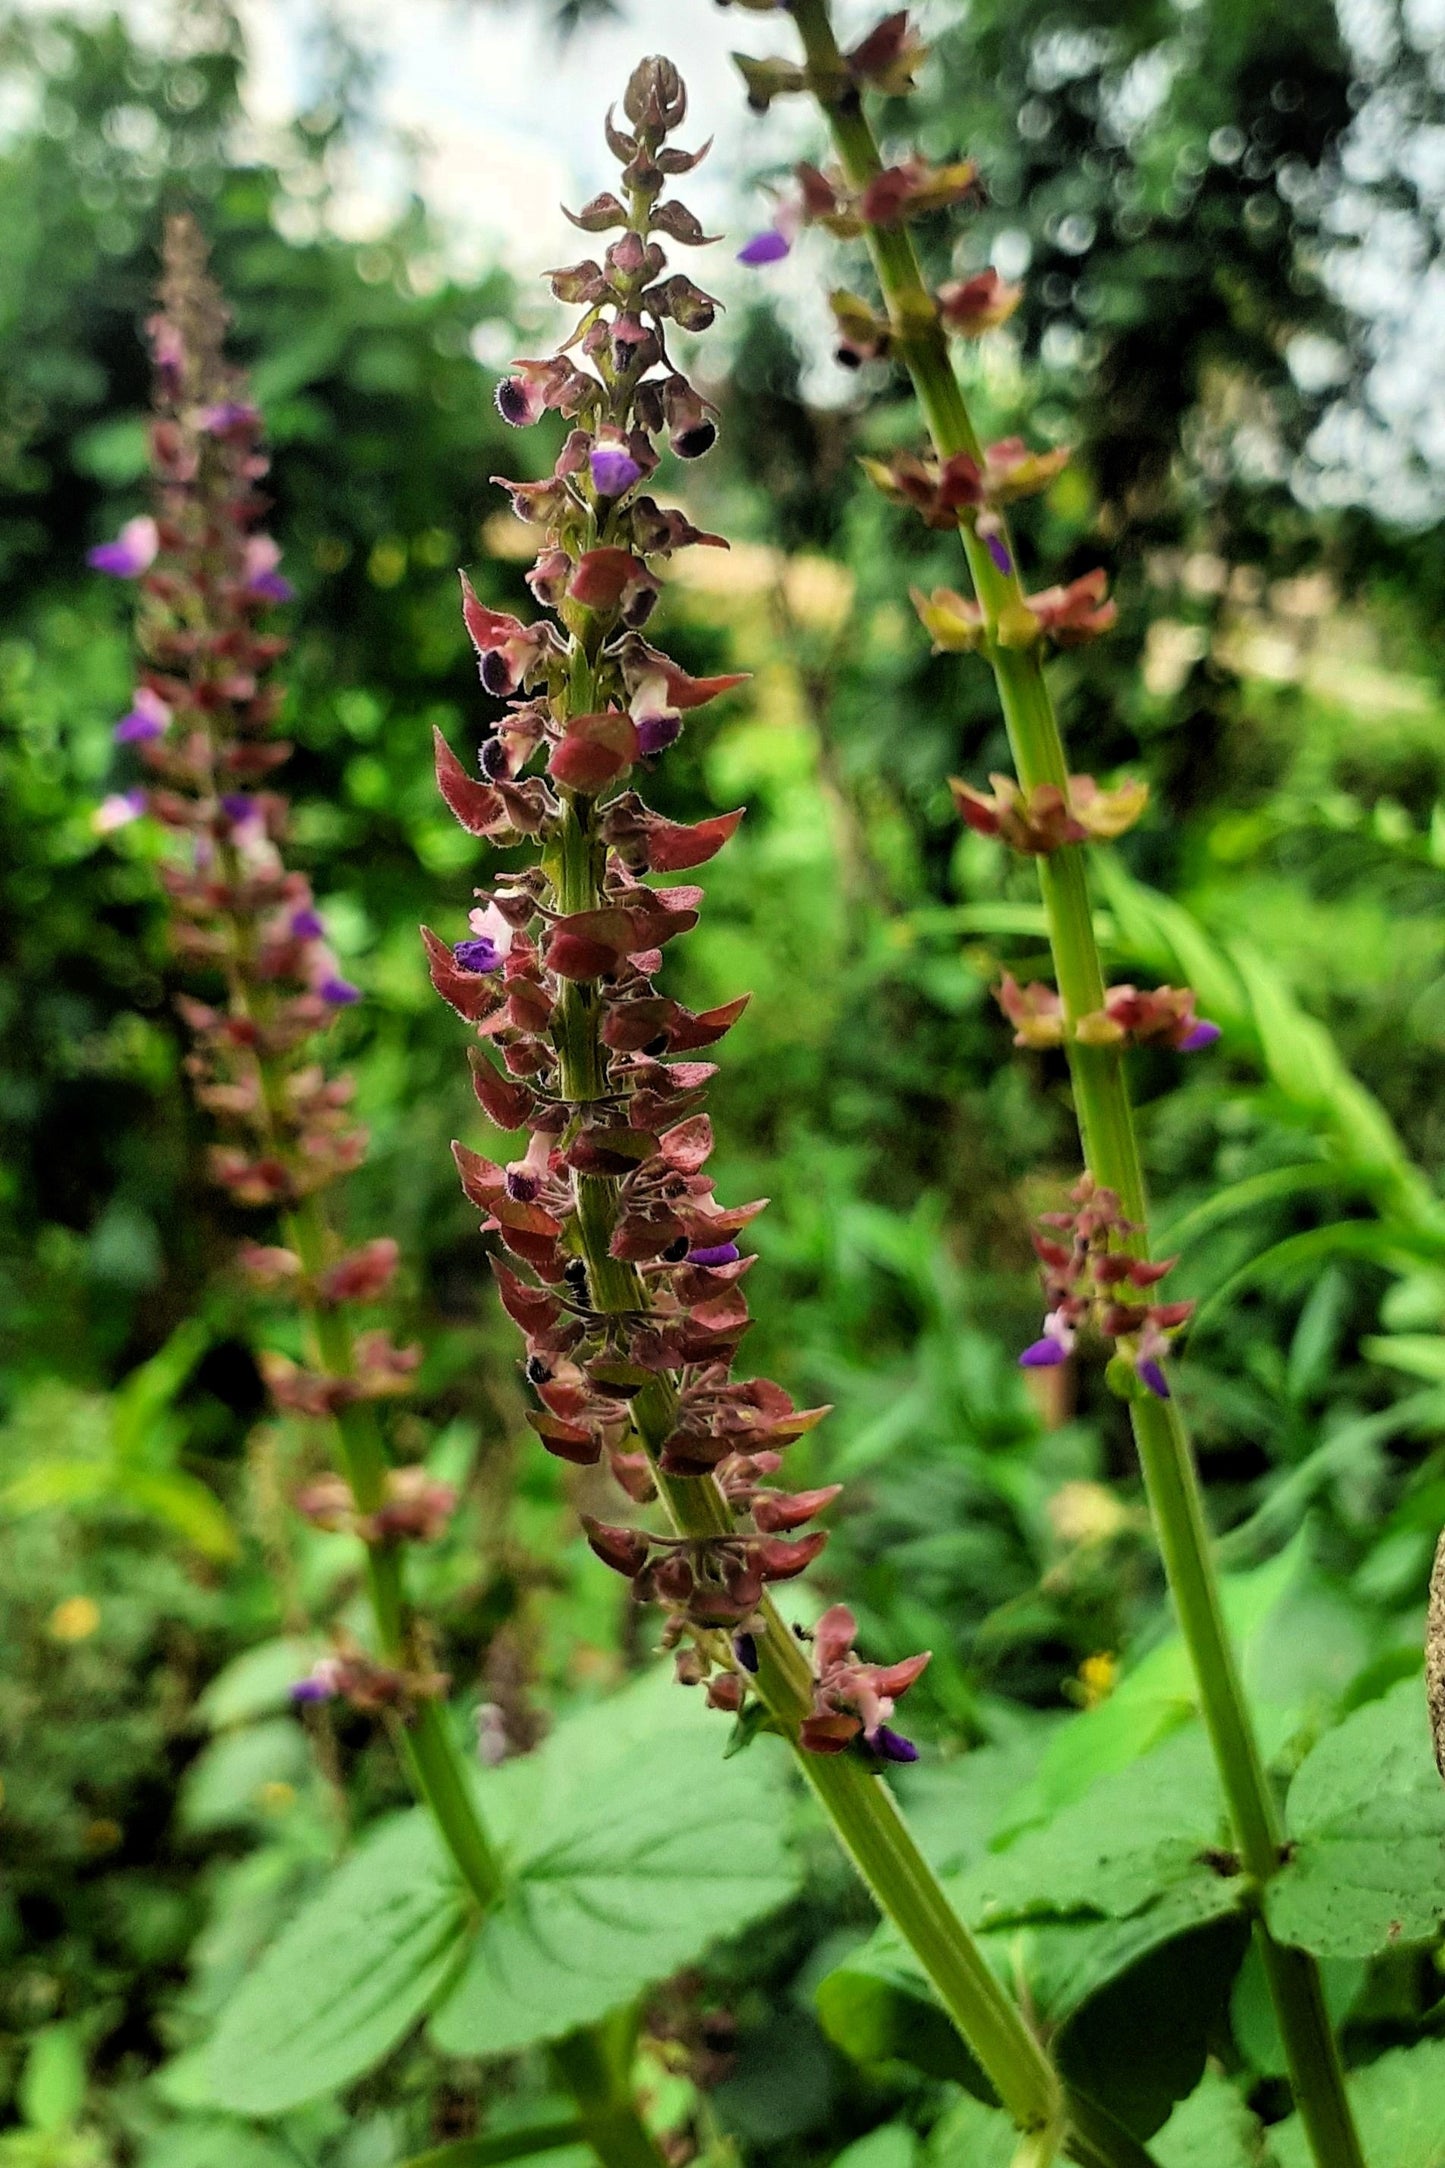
90;219;422;1455
950;772;1148;853
295;1466;458;1545
739;151;979;265
1019;1176;1195;1400
913;569;1118;653
291;1640;450;1715
997;974;1221;1055
430;57;930;1761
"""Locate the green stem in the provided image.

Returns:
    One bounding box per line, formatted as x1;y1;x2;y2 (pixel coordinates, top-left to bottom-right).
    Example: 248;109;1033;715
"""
281;1193;664;2168
783;5;1365;2163
553;795;1157;2168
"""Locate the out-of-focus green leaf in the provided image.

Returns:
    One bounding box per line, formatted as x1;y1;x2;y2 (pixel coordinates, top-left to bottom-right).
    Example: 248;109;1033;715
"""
195;1637;329;1730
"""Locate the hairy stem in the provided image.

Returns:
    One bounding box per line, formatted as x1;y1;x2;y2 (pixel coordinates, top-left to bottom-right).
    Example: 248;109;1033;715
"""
783;3;1365;2162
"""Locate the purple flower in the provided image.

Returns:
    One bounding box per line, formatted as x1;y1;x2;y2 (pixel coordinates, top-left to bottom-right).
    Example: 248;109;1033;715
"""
688;1241;740;1267
738;228;791;267
984;531;1012;575
220;793;253;823
249;570;295;604
733;1631;759;1674
290;907;326;940
1137;1357;1171;1400
87;515;159;578
114;687;170;743
591;443;643;498
1177;1021;1221;1053
1019;1336;1069;1368
636;711;682;757
869;1725;920;1764
496;375;542;427
290;1675;335;1704
319;975;361;1007
199;400;259;434
454;935;503;974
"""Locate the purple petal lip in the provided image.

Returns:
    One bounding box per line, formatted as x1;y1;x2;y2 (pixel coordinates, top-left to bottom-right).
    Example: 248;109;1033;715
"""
733;1631;759;1674
453;936;503;974
200;401;259;432
688;1242;740;1267
869;1725;919;1764
1019;1337;1069;1368
1178;1020;1221;1052
738;229;791;266
985;532;1013;574
249;572;294;602
220;793;253;821
290;908;326;940
319;976;361;1006
88;540;147;576
635;712;682;757
290;1677;335;1704
590;447;643;497
1137;1358;1170;1400
114;708;166;743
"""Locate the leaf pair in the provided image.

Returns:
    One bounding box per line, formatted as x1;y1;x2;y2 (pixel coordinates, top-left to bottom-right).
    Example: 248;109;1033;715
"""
200;1671;799;2117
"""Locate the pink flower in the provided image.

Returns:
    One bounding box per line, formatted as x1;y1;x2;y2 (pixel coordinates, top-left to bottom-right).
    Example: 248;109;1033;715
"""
88;516;159;578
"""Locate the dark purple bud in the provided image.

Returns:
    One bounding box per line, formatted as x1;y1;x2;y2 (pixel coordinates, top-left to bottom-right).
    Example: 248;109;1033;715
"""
688;1242;740;1267
480;650;518;697
505;1168;541;1203
1137;1358;1171;1400
869;1725;920;1764
319;976;361;1007
249;571;295;603
479;734;509;780
454;936;503;974
1177;1021;1221;1053
290;1676;335;1704
591;444;644;498
674;421;717;458
1019;1337;1069;1368
220;793;253;823
661;1235;690;1263
636;711;682;757
199;401;259;433
984;532;1012;575
290;907;326;940
738;229;791;267
733;1631;759;1674
496;376;542;427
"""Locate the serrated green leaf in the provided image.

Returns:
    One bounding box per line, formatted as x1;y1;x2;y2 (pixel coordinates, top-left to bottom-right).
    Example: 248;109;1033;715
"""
956;1730;1234;1926
1266;1676;1445;1959
429;1681;798;2059
1270;2037;1445;2168
206;1812;470;2114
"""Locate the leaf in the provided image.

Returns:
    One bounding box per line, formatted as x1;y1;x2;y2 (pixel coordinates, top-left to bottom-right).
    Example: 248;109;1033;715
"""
814;1947;986;2092
831;2126;919;2168
18;2026;87;2133
403;2126;589;2168
138;2123;301;2168
115;1467;237;1559
1266;1676;1445;1959
955;1730;1236;1926
1269;2037;1445;2168
1156;1163;1351;1262
1363;1335;1445;1385
205;1812;470;2114
429;1673;798;2058
179;1719;314;1833
921;2093;1015;2167
1151;2067;1261;2168
111;1318;210;1459
195;1638;329;1730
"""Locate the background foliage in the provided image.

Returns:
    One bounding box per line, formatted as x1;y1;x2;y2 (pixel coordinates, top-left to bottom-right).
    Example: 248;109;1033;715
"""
7;0;1445;2162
